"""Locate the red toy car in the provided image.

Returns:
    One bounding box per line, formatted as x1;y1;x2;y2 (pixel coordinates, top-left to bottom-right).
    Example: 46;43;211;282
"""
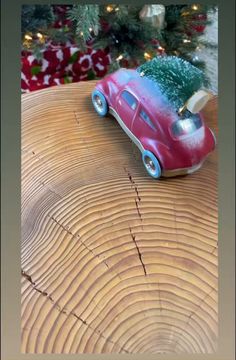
91;68;216;178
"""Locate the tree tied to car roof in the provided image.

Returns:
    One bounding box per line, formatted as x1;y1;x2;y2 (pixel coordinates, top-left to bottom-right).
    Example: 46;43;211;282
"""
137;56;211;113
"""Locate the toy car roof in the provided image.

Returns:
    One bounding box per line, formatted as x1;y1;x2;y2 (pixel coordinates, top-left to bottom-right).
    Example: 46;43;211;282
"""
113;68;175;116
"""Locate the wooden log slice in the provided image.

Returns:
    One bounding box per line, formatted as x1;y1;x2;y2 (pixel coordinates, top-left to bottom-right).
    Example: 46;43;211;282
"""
21;82;218;354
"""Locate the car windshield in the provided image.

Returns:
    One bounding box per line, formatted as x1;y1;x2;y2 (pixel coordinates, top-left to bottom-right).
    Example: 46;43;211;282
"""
171;114;202;137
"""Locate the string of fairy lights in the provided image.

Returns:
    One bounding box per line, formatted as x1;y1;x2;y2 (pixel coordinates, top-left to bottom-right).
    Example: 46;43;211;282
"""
105;4;163;64
107;3;203;65
106;5;119;13
23;32;47;48
23;3;204;65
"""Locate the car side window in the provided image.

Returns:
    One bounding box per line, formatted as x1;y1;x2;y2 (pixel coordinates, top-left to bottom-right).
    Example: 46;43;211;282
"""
121;91;137;110
140;109;156;131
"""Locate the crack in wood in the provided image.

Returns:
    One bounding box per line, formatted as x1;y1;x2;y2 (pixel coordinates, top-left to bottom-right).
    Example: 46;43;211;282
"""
22;269;130;353
134;186;141;202
124;167;142;220
49;215;74;235
129;228;147;276
135;199;142;221
22;270;35;285
74;111;80;125
72;312;87;325
22;270;90;322
22;269;53;301
47;215;122;279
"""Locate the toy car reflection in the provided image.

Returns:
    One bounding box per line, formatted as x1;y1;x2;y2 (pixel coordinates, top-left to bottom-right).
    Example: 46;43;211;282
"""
91;68;216;179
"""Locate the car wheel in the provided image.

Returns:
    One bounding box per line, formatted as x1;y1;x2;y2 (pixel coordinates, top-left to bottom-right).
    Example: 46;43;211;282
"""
142;150;162;179
92;90;108;116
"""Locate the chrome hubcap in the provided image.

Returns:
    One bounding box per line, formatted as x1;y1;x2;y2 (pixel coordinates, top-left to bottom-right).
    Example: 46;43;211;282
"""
144;156;156;174
94;95;103;110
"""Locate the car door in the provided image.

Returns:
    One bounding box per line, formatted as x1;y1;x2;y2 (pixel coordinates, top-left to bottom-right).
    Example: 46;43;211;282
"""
132;106;158;147
115;89;139;130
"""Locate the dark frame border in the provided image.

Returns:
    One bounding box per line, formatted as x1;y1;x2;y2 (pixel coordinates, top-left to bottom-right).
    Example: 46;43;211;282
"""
1;1;235;359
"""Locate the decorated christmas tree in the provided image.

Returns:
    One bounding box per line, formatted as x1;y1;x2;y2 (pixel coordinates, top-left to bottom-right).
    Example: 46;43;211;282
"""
21;4;217;92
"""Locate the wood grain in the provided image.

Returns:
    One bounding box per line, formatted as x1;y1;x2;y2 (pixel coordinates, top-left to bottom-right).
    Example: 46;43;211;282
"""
21;81;218;354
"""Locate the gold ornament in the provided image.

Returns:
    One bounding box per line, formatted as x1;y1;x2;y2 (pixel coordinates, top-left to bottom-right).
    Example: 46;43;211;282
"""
139;5;166;29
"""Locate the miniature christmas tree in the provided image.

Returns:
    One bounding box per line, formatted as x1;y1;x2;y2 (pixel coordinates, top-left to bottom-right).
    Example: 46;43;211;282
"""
137;56;206;110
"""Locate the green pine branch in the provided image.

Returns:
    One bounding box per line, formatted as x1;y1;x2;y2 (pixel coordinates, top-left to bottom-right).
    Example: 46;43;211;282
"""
21;5;55;36
67;4;100;49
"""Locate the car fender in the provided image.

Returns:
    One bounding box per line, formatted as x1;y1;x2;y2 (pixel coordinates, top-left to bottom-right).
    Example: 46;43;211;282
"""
140;138;173;170
95;81;109;99
96;81;120;108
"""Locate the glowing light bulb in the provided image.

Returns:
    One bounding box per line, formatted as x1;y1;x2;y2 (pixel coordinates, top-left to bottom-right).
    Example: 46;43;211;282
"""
115;7;119;11
80;31;84;36
116;55;123;61
183;39;191;43
192;55;199;62
192;4;198;10
24;34;32;40
89;27;93;32
37;32;43;39
106;5;113;12
144;52;151;60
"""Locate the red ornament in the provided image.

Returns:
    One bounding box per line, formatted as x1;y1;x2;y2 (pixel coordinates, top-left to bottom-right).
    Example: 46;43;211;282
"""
100;19;111;33
191;13;207;33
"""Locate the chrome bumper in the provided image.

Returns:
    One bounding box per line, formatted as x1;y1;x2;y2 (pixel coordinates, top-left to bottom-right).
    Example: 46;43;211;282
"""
162;162;204;177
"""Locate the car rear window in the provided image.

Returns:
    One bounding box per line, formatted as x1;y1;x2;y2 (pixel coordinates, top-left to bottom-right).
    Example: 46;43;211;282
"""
140;109;156;131
121;91;137;110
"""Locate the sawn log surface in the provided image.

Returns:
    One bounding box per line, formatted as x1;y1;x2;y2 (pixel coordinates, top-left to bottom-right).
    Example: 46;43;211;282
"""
21;81;218;354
